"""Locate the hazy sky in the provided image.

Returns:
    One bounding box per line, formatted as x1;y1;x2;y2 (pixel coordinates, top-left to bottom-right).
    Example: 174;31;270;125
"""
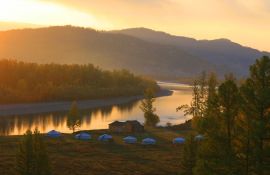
0;0;269;51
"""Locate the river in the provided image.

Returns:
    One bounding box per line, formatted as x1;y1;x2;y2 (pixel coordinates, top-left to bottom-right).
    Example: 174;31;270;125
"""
0;82;193;135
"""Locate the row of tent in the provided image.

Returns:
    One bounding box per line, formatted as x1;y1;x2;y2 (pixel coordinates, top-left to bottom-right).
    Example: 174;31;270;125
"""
47;130;204;145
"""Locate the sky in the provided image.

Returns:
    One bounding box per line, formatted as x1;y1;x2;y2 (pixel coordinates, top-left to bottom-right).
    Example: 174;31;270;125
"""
0;0;269;51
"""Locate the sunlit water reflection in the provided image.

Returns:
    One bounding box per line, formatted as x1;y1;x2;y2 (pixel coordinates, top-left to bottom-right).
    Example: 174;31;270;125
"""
0;82;192;135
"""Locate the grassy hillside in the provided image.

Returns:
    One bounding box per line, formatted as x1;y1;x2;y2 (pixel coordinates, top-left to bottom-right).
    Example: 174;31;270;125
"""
0;128;191;175
0;26;215;78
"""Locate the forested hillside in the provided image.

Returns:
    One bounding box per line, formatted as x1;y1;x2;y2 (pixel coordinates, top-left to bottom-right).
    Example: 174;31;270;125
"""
0;26;216;78
0;26;268;78
0;60;157;104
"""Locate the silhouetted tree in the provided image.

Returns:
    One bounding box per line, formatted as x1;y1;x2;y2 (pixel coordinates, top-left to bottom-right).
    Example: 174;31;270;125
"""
177;72;208;119
192;73;227;175
217;75;240;174
16;130;34;175
67;101;82;133
16;129;51;175
181;57;270;175
181;134;197;175
178;73;242;175
140;88;160;127
240;56;270;175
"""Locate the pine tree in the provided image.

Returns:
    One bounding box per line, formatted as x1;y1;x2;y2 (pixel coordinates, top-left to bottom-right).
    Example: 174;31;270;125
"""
16;130;34;175
179;73;242;175
178;57;270;175
234;112;252;175
67;101;82;133
240;56;270;175
199;73;220;134
193;73;229;175
16;129;51;175
33;129;51;175
218;75;239;149
217;75;240;174
140;88;160;127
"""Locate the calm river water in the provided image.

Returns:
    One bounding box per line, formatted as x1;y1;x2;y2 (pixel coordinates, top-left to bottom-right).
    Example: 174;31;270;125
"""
0;82;193;135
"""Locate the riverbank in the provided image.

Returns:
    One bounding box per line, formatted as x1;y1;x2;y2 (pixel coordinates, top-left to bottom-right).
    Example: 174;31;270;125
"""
0;127;188;175
0;89;172;116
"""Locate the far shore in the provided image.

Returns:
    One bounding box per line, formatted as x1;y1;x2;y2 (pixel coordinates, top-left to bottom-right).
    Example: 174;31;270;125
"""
0;89;172;116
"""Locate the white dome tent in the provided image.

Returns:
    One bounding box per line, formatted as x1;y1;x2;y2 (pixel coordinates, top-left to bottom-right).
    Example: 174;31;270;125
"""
142;138;156;145
173;137;185;144
123;136;137;144
98;134;113;141
75;132;91;140
195;135;204;141
47;130;61;138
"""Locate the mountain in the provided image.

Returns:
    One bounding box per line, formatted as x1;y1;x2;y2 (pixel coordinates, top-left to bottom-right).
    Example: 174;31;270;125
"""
0;26;267;79
116;28;270;76
0;26;214;78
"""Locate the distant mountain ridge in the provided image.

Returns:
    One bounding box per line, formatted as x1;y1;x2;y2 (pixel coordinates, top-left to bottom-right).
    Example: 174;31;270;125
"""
115;27;270;76
0;26;214;78
0;26;268;79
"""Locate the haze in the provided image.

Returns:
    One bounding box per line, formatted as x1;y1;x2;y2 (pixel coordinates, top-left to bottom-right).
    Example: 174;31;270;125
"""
0;0;269;51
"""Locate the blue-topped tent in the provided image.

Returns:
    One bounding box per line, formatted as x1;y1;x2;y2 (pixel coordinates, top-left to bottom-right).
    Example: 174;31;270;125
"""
75;132;91;140
123;136;137;144
195;135;204;141
47;130;61;138
173;137;185;144
98;134;113;141
142;138;156;145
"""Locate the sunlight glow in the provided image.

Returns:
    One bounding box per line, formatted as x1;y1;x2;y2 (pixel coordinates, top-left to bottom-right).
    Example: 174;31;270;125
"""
0;0;110;29
0;0;269;51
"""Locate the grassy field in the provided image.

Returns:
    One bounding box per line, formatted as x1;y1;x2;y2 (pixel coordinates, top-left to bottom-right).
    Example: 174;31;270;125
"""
0;128;191;175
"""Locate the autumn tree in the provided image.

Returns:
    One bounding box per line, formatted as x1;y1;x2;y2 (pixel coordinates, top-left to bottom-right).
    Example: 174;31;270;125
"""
67;101;82;133
177;72;219;132
140;88;160;127
177;72;208;130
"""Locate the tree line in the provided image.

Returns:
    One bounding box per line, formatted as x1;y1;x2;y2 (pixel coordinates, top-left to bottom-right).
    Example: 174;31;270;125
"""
0;59;157;104
180;56;270;175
